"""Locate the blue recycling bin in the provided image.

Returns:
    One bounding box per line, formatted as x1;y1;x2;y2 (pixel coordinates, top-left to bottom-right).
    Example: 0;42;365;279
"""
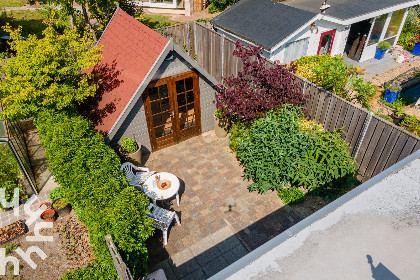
375;47;387;60
412;42;420;56
384;89;401;104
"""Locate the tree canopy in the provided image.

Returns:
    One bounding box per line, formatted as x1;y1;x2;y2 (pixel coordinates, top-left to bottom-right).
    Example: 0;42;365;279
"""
0;23;101;120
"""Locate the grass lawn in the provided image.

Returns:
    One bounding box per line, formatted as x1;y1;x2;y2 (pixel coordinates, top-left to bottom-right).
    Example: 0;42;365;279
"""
0;0;28;7
142;14;179;29
1;10;47;38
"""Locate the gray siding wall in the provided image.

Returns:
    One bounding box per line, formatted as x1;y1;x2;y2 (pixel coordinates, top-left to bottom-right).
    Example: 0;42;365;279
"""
109;51;216;153
199;74;216;132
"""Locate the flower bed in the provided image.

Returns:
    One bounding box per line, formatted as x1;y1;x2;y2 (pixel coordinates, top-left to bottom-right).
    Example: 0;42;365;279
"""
0;220;26;244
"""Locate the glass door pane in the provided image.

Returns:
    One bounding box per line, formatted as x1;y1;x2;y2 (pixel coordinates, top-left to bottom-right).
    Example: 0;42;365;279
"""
384;9;405;39
175;77;196;131
148;84;174;139
318;30;335;55
368;14;388;45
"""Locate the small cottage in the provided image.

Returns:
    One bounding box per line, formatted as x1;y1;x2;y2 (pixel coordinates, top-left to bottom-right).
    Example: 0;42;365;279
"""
211;0;419;63
80;9;217;152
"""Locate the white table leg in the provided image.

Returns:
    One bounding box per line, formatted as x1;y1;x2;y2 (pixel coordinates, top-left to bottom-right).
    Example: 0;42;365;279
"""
176;192;180;206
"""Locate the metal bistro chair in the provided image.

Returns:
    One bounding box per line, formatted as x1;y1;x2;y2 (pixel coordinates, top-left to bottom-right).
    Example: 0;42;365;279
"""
147;203;181;246
120;162;156;191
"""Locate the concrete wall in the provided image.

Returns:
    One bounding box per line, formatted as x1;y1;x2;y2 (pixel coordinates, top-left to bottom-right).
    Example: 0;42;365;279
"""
110;51;216;153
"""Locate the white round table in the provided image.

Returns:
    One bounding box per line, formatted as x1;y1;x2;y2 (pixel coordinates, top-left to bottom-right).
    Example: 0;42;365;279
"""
143;172;180;206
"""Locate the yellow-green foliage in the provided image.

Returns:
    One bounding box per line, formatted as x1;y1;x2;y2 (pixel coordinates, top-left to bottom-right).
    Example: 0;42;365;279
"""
294;54;336;81
0;23;101;120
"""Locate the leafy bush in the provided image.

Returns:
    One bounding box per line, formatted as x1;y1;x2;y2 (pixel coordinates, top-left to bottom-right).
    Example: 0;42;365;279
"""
208;0;238;13
48;187;65;201
121;137;137;153
228;121;251;152
379;92;413;110
311;58;351;97
0;144;27;209
377;41;390;50
399;115;420;135
349;77;377;109
234;106;356;195
36;109;154;279
214;108;224;119
278;188;305;204
294;54;336;81
215;41;305;121
398;7;420;51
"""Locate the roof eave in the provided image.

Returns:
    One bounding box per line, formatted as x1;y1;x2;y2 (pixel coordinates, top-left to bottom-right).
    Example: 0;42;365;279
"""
322;0;420;25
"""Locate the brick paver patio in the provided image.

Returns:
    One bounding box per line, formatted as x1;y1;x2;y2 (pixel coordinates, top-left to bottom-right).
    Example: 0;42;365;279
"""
144;131;323;279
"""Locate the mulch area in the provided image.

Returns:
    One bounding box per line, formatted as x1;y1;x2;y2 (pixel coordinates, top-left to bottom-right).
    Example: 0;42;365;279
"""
1;211;93;280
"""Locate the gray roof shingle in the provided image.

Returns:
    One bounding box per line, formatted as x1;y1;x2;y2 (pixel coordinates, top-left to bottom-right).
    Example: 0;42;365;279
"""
210;0;317;51
283;0;414;21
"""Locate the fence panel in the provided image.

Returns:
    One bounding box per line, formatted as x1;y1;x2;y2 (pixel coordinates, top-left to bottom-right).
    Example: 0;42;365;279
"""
155;23;420;182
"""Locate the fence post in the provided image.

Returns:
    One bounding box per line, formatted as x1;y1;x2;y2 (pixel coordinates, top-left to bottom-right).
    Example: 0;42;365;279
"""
193;22;197;59
105;235;133;280
352;111;374;159
221;34;225;80
186;23;190;56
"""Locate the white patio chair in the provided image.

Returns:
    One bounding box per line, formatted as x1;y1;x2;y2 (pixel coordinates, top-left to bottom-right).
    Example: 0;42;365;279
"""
147;203;181;246
120;162;156;190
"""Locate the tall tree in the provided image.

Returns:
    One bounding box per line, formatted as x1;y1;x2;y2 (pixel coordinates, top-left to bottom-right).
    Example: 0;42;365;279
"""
0;23;101;120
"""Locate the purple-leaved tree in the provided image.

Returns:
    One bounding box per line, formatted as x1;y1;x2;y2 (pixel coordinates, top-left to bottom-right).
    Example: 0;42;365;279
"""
215;41;306;121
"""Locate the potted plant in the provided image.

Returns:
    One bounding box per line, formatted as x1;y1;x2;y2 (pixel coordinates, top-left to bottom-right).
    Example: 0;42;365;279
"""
119;137;141;165
384;83;402;104
214;108;230;138
413;36;420;55
52;197;72;217
0;220;27;244
375;41;390;60
40;209;56;222
392;108;405;124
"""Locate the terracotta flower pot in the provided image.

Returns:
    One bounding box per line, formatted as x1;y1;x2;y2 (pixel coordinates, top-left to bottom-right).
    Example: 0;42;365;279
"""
40;209;56;222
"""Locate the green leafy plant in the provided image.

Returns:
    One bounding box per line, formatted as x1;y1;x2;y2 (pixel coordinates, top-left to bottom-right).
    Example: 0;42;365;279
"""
399;115;420;135
121;137;138;154
35;109;154;279
277;188;305;204
394;108;405;117
214;108;224;119
0;144;27;210
377;41;391;50
228;121;251;152
49;187;65;201
52;197;68;209
398;7;420;51
349;77;377;109
234;106;357;198
311;58;351;97
208;0;239;13
379;92;413;110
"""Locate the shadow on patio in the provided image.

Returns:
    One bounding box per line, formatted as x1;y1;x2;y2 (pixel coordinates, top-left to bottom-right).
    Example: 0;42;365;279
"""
144;131;327;279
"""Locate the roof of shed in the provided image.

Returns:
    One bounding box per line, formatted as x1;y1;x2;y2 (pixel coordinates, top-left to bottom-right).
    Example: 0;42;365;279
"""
79;8;169;135
210;0;317;51
283;0;414;21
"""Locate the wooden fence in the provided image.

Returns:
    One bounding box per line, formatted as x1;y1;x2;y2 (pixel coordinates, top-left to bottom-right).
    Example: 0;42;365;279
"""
156;22;420;182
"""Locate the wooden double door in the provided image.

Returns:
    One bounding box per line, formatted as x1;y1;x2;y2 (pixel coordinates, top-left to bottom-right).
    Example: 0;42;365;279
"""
143;71;202;151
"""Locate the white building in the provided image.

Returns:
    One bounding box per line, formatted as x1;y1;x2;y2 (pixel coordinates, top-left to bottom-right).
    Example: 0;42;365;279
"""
211;0;420;63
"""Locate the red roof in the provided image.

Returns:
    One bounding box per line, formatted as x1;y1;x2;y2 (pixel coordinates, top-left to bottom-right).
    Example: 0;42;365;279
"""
79;9;169;135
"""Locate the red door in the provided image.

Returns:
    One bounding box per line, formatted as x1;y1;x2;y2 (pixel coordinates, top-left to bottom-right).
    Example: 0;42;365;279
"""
317;29;336;55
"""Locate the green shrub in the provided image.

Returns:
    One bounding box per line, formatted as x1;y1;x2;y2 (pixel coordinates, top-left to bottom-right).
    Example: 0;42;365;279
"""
293;127;357;189
62;261;117;280
377;41;390;50
399;115;420;135
379;92;413;110
208;0;238;13
121;137;137;153
294;54;336;82
0;144;27;209
311;58;351;96
349;77;377;109
277;188;305;204
228;121;251;152
35;109;154;279
235;106;356;196
214;108;224;119
398;7;420;51
48;187;65;201
236;107;312;193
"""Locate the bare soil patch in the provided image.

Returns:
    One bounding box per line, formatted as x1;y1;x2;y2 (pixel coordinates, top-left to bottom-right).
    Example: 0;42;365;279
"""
1;212;93;280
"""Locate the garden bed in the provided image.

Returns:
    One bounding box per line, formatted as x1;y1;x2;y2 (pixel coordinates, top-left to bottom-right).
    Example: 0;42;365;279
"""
1;212;94;280
0;220;27;244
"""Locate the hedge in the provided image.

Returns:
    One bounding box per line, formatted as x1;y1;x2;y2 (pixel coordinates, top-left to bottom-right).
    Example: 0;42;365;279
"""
35;109;154;279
